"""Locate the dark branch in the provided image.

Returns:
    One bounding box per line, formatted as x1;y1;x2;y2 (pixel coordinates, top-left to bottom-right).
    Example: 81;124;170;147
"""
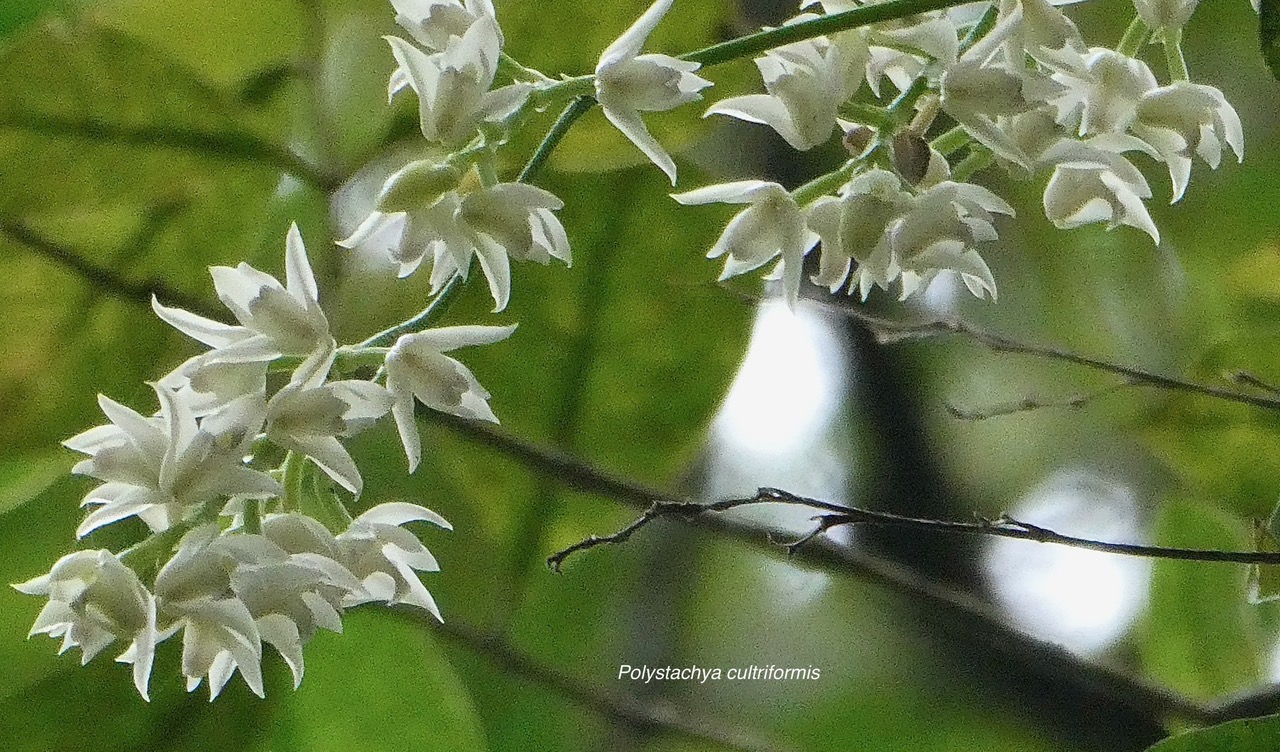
812;301;1280;412
398;609;796;752
0;217;225;320
551;487;1280;570
0;112;340;192
425;412;1220;727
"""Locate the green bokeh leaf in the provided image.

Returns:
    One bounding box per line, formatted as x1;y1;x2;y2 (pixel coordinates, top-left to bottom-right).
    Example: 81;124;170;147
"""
1144;714;1280;751
1139;499;1262;699
1261;0;1280;81
269;609;489;752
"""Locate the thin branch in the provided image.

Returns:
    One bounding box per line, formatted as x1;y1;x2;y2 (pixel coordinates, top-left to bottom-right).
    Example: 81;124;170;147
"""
810;300;1280;412
944;379;1137;421
423;411;1220;727
398;610;796;752
0;112;340;193
517;96;595;185
552;486;1280;570
0;217;225;321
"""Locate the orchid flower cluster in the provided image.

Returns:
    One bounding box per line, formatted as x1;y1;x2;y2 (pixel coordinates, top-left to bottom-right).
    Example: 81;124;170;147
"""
17;0;1249;701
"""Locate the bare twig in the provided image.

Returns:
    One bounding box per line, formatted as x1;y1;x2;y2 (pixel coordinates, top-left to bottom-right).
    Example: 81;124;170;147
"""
551;486;1280;570
397;609;796;752
945;379;1136;420
1228;370;1280;396
424;411;1221;727
0;217;224;320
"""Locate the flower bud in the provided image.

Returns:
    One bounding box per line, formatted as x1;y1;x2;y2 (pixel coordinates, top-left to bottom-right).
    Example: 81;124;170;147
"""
376;160;463;213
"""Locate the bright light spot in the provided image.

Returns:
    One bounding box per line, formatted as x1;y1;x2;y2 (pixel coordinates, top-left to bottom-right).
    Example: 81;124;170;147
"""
706;300;850;608
982;471;1151;655
712;300;844;455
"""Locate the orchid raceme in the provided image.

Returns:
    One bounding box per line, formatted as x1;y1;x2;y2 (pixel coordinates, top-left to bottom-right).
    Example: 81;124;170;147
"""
594;0;712;184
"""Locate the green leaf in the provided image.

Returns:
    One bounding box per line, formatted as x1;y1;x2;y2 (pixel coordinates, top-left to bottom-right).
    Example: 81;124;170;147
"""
1144;714;1280;751
268;609;489;752
1139;499;1263;699
1262;0;1280;81
0;451;66;517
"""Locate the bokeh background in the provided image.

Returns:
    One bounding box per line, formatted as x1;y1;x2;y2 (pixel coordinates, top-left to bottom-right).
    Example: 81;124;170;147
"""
1;0;1278;749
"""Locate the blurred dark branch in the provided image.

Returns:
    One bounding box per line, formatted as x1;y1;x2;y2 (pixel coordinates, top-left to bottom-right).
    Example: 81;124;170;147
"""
811;300;1280;412
397;609;795;752
550;486;1280;570
424;411;1221;728
1204;684;1280;724
0;112;340;192
0;217;223;320
945;379;1138;420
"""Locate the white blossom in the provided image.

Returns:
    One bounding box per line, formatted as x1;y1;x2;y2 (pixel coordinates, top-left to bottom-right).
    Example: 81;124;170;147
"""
264;355;394;495
1133;81;1243;201
707;35;863;152
806;169;912;298
391;0;497;52
1039;136;1161;243
14;550;158;700
890;180;1015;301
673;180;818;308
386;324;516;472
386;17;530;146
64;384;280;537
337;503;452;621
1052;49;1158;137
1131;0;1200;31
152;224;334;368
594;0;712;184
342;179;569;313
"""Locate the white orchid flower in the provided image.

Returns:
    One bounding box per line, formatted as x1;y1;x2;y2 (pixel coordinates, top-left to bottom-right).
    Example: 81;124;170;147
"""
1052;48;1158;137
1039;135;1161;243
1133;81;1243;202
889;181;1014;301
707;36;862;152
673;180;819;307
264;354;394;496
337;503;452;621
385;324;516;472
806;169;912;299
1131;0;1200;31
594;0;712;185
14;550;159;700
152;223;334;368
390;0;498;52
386;17;530;146
64;384;280;537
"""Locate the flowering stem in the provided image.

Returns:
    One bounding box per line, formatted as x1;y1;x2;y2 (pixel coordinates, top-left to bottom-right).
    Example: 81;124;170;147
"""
282;450;306;514
930;125;970;155
357;275;463;349
791;160;861;204
1117;16;1149;57
1163;27;1189;81
958;4;999;54
951;144;993;182
680;0;984;68
243;498;263;535
518;95;596;185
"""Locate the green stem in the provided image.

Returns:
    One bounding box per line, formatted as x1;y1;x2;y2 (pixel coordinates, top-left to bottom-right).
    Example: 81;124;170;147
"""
792;160;862;204
951;145;994;182
1162;26;1188;81
282;450;306;514
840;102;896;129
681;0;983;68
958;4;999;55
1117;16;1149;57
358;275;463;348
887;76;930;118
243;498;263;534
518;95;596;185
930;125;970;156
